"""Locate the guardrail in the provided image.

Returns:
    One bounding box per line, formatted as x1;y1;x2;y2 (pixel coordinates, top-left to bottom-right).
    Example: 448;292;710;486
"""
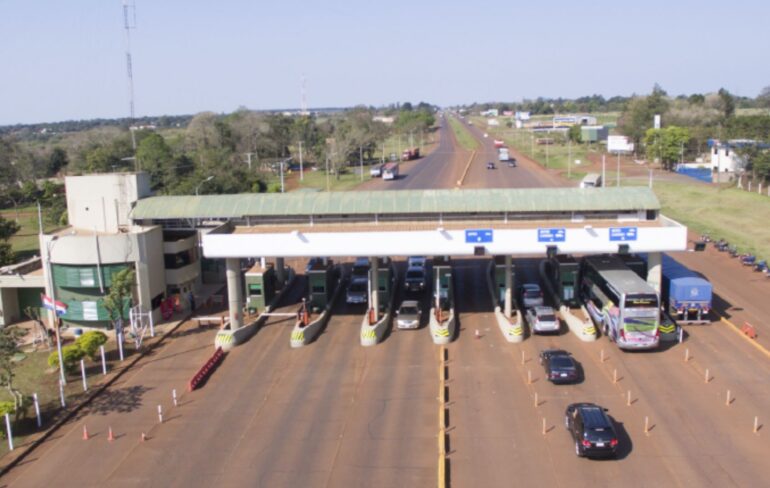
188;347;226;391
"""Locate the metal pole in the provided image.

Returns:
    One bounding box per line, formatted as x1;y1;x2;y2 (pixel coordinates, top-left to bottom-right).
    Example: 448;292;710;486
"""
280;161;285;193
117;326;125;361
602;154;606;187
617;152;620;186
298;141;304;181
325;153;330;191
157;404;163;423
100;345;107;375
359;146;363;181
5;414;13;451
59;379;66;408
149;311;155;337
568;140;572;178
172;388;178;407
33;393;41;428
80;359;87;392
46;240;66;386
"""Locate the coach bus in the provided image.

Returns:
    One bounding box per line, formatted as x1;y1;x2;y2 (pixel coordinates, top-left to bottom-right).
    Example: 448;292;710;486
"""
579;254;660;350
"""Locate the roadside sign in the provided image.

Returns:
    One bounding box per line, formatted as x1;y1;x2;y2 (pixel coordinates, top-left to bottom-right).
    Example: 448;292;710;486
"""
609;227;638;241
465;229;493;243
538;228;565;243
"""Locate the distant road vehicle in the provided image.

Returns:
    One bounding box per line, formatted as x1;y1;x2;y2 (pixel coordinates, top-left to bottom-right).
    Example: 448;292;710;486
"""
565;403;619;458
486;161;496;170
396;300;422;329
401;148;420;161
579;255;660;350
404;266;427;293
352;257;370;278
382;162;399;180
370;164;383;177
407;256;428;269
493;139;505;148
520;283;544;308
498;147;510;162
540;349;580;384
526;306;559;334
346;277;368;304
659;254;712;324
580;173;602;188
507;159;516;168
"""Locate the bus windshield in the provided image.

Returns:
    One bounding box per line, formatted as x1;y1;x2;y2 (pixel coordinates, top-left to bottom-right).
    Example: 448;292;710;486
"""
624;315;657;332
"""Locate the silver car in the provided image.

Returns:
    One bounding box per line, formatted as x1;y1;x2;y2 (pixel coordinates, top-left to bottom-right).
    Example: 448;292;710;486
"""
526;306;559;334
396;300;422;329
520;283;544;308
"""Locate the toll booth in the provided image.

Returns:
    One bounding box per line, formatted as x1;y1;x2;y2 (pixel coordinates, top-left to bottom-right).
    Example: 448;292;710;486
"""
307;259;335;312
493;255;516;306
375;260;393;312
433;257;453;311
546;255;579;307
617;253;647;279
244;263;276;313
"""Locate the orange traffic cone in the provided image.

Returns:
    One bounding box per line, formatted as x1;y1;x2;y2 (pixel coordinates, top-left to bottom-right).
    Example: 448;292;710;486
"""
108;427;115;442
82;425;89;441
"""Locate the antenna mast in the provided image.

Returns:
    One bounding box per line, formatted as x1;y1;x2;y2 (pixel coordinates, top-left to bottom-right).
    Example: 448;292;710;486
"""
300;75;308;115
123;1;138;169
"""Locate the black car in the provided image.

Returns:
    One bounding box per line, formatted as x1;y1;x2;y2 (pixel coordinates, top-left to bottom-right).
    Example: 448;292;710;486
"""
540;349;580;383
565;403;619;458
486;161;496;169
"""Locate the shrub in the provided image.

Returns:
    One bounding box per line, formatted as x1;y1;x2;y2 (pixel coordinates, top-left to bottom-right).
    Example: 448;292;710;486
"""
48;344;85;374
75;331;108;360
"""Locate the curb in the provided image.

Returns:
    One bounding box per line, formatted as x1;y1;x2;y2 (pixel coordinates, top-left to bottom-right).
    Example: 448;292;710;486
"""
0;310;194;477
455;150;476;187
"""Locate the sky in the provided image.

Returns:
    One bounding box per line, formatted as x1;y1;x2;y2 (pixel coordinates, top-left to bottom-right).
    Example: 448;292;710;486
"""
1;0;769;125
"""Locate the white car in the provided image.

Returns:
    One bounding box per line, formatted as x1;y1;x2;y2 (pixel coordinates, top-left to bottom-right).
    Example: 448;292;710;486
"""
526;306;559;334
396;300;422;329
520;283;544;308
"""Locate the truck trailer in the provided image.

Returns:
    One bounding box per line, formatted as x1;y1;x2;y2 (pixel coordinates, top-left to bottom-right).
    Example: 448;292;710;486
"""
660;254;712;324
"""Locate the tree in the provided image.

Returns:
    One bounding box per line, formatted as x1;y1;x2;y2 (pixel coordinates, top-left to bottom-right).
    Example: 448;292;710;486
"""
0;326;26;414
567;124;582;143
644;126;691;170
103;268;136;338
0;216;20;266
47;147;69;176
757;86;770;109
717;88;736;120
618;85;670;147
136;133;174;191
23;306;51;350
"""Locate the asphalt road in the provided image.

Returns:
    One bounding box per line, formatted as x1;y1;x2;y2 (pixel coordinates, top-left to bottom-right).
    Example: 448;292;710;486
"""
4;116;770;487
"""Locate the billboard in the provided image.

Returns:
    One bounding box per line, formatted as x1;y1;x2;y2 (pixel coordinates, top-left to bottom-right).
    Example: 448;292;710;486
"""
607;135;634;153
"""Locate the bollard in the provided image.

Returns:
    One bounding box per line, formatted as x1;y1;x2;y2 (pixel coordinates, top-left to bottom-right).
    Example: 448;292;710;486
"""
754;416;759;434
678;326;684;344
600;349;605;362
33;393;41;429
4;413;13;451
100;345;107;375
644;416;649;434
627;390;631;406
542;417;546;435
80;359;88;392
534;392;538;408
118;331;125;361
157;404;163;424
726;390;731;406
172;389;178;407
684;348;690;362
705;368;710;383
475;329;480;339
521;350;525;365
527;369;532;385
613;368;618;384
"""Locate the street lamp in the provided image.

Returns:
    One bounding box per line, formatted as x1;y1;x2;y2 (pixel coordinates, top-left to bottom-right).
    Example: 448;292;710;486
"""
195;175;214;196
45;236;66;386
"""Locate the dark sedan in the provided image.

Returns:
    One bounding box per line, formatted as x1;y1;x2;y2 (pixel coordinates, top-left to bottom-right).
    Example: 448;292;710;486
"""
540;349;580;384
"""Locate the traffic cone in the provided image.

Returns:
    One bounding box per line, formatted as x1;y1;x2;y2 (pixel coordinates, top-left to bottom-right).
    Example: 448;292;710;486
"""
82;425;89;441
108;427;115;442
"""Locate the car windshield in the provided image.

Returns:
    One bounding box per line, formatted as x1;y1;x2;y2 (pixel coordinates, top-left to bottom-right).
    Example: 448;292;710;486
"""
406;270;424;279
399;306;418;315
586;429;614;442
349;282;366;292
539;313;556;322
551;357;575;369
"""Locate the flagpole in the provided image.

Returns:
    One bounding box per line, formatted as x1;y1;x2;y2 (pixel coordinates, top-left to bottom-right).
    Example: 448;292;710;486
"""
45;237;66;386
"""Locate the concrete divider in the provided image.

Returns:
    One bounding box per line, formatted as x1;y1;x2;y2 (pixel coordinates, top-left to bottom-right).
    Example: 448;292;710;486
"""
215;268;296;351
429;307;456;345
485;261;524;342
559;305;597;342
360;265;398;346
188;347;226;391
290;272;344;348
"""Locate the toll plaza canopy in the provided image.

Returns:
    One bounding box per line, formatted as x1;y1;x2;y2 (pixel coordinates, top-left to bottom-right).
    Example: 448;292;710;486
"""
130;187;687;258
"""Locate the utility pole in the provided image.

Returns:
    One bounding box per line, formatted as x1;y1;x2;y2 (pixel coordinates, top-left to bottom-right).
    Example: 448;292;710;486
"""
359;145;364;181
245;152;254;171
616;152;620;186
298;142;304;181
602;154;606;187
568;140;572;178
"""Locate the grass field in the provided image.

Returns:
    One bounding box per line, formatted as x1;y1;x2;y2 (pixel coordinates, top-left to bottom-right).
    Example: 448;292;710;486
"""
1;205;62;257
289;166;373;192
448;116;479;151
649;181;770;259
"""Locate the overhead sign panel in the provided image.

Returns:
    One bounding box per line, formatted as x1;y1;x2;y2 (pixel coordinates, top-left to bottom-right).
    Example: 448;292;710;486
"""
465;229;493;243
538;228;566;243
609;227;638;241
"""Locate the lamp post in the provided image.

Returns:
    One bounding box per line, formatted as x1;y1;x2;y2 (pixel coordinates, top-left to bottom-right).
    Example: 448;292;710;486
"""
46;237;66;386
195;175;214;196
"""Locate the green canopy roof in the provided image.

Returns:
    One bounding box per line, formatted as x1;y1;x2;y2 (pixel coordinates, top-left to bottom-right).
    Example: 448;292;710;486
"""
131;187;659;220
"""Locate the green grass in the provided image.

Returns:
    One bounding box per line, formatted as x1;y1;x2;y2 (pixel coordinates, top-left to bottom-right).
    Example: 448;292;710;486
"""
291;167;373;192
648;181;770;259
1;205;62;257
447;117;479;151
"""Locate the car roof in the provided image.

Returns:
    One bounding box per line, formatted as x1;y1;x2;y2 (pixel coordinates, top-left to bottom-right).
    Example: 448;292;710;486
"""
406;266;425;273
533;306;554;315
522;283;540;289
350;276;368;283
573;404;612;428
400;300;419;307
541;349;570;357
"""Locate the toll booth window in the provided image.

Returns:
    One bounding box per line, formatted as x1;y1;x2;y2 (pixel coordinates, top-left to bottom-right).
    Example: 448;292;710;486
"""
248;284;263;296
312;285;325;293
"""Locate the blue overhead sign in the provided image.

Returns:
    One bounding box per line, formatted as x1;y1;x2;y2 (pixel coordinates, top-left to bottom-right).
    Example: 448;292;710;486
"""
609;227;638;242
538;228;566;243
465;229;493;243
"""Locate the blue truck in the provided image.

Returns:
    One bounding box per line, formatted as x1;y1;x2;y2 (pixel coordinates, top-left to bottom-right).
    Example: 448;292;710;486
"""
660;254;712;324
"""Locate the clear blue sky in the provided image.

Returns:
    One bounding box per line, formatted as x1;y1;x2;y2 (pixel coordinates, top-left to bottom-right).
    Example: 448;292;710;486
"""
1;0;768;125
